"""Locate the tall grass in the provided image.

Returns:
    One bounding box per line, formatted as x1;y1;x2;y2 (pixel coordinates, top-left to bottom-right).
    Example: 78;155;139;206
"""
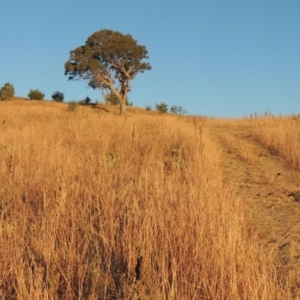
250;116;300;170
0;101;291;299
214;115;300;170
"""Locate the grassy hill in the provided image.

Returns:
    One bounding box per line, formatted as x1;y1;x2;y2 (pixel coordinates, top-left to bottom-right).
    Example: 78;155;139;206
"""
0;99;298;299
6;97;162;116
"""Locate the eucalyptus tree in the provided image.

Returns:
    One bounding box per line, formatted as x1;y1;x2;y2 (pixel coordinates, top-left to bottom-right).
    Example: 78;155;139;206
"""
65;29;151;115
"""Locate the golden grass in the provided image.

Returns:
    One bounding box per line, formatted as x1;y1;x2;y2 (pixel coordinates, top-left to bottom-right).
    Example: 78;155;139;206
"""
218;133;259;163
213;115;300;170
0;101;293;299
250;116;300;170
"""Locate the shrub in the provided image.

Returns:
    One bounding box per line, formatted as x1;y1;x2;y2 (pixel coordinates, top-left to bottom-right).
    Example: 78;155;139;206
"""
68;101;78;111
28;89;45;100
52;91;64;102
79;96;91;105
105;93;131;106
170;105;188;115
0;83;15;100
85;96;91;105
145;105;152;111
155;102;168;113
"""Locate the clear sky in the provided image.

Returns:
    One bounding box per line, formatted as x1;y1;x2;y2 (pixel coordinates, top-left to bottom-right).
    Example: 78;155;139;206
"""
1;0;299;117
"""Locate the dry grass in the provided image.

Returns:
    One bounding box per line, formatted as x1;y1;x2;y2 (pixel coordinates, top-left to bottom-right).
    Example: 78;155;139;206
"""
250;116;300;170
212;115;300;171
0;101;292;299
207;116;300;298
219;133;259;163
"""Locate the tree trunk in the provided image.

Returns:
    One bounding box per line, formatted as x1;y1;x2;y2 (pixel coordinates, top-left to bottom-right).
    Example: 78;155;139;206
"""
111;86;128;115
119;98;127;115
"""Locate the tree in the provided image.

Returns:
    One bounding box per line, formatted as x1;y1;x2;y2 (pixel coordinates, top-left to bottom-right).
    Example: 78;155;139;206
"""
170;105;188;115
0;83;15;100
64;29;151;115
52;91;64;102
155;102;168;113
28;89;45;100
85;96;91;105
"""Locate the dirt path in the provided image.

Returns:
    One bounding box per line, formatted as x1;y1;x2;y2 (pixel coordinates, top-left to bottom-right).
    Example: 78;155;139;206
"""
209;124;300;296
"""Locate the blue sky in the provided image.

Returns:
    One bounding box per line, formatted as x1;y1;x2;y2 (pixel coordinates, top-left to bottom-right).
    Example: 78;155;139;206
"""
1;0;299;117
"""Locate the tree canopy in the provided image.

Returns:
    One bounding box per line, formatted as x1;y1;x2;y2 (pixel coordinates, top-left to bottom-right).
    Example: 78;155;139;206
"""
0;83;15;100
65;29;151;115
28;89;45;100
52;91;64;102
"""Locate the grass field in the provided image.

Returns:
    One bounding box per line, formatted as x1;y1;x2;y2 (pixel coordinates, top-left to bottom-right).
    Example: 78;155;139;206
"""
0;99;298;299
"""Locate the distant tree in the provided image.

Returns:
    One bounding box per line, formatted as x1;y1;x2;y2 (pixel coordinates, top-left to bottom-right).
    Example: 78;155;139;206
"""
170;105;188;115
28;89;45;100
84;97;92;105
79;96;92;105
155;102;168;113
52;91;64;102
64;29;151;115
0;83;15;100
145;105;152;111
85;96;91;105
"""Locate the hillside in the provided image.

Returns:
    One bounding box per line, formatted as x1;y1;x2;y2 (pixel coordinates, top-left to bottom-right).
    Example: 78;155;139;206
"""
7;97;162;116
209;119;300;297
0;100;299;299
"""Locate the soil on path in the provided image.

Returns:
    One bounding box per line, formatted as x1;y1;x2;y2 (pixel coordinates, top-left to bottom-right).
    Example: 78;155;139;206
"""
209;123;300;297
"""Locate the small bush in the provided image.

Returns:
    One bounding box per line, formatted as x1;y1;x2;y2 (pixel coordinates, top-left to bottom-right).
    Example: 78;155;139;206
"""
155;102;168;113
105;93;131;106
28;89;45;100
145;105;152;111
68;101;79;111
79;96;91;105
170;105;188;115
52;91;64;102
0;83;15;100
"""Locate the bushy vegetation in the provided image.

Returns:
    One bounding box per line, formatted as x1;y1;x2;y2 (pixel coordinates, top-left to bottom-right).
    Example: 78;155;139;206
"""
170;105;188;115
28;89;45;100
0;101;293;299
155;102;168;113
105;93;132;106
68;100;79;111
79;96;91;105
52;91;64;102
0;82;15;99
